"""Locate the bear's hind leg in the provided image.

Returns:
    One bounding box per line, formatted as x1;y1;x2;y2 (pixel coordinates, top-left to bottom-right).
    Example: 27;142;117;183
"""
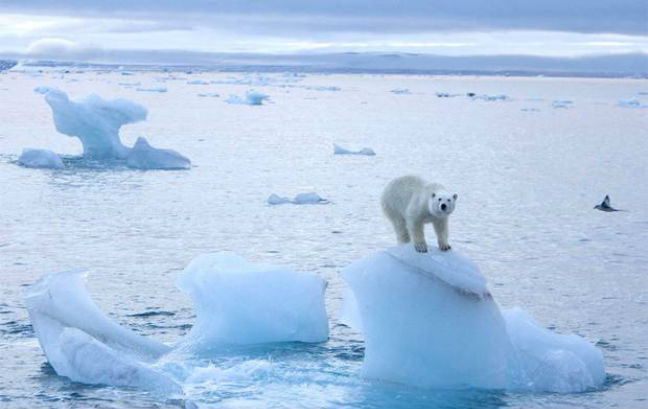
392;215;411;244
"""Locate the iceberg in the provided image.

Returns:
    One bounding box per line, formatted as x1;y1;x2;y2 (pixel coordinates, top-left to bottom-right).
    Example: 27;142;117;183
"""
40;88;145;159
32;88;190;168
126;137;191;170
342;245;605;393
176;252;329;347
25;270;180;393
267;192;330;205
18;148;64;169
333;144;376;156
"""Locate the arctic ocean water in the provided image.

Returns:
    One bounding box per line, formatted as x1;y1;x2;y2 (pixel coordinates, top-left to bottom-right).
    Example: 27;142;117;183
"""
1;69;647;408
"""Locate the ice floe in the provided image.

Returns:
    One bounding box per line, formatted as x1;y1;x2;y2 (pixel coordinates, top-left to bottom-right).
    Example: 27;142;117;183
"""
18;148;64;169
267;192;330;205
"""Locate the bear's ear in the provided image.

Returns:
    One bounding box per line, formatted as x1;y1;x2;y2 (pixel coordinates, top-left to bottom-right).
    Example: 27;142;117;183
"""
431;193;436;198
453;193;458;200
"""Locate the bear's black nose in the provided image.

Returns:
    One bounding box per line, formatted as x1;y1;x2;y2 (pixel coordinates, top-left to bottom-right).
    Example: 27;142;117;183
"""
441;203;447;211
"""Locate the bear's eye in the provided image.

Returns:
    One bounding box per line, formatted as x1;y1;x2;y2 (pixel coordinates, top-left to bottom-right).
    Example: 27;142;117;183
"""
438;198;442;201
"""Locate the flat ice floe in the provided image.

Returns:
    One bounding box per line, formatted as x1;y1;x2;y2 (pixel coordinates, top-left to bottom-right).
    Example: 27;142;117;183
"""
342;245;605;393
267;192;330;205
18;148;64;169
333;143;376;156
27;88;190;169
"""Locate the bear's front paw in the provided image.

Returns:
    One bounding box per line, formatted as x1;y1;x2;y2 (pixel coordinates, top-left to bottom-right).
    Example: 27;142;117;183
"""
414;242;428;253
439;243;452;251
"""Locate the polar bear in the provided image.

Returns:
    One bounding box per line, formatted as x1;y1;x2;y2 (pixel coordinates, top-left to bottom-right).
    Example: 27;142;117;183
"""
381;175;457;252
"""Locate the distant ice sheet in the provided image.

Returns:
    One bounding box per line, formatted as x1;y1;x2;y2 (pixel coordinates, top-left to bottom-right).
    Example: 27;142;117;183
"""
342;245;605;393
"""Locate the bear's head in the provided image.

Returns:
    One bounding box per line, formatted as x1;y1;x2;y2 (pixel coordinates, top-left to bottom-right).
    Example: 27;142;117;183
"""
428;192;458;217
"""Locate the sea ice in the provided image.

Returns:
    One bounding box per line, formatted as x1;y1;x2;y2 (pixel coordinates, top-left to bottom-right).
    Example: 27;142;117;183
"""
552;99;573;108
197;92;220;98
126;137;191;170
25;270;179;393
342;245;605;393
225;91;270;105
390;88;411;95
176;252;329;347
267;192;330;205
333;143;376;156
187;80;209;85
471;94;508;101
18;148;64;169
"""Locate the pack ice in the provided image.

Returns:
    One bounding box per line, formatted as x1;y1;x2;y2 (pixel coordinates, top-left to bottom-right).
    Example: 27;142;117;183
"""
342;245;605;393
26;254;328;391
33;88;190;169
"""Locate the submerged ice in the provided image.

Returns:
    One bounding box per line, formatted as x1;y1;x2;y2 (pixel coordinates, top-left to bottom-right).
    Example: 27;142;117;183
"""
31;88;190;169
18;148;64;169
342;245;605;393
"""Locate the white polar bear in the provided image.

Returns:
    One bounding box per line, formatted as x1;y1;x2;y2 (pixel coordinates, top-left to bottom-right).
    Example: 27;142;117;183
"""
381;175;457;252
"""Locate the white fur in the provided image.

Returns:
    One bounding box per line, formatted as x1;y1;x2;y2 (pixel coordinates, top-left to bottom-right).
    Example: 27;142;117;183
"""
381;175;457;252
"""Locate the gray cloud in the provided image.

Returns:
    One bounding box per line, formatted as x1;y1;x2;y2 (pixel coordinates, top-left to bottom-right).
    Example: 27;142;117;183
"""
1;0;646;35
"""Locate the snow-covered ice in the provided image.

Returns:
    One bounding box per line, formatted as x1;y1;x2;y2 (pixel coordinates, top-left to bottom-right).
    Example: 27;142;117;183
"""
342;245;605;392
267;192;330;205
18;148;64;169
126;137;191;170
176;252;329;347
333;143;376;156
226;91;270;105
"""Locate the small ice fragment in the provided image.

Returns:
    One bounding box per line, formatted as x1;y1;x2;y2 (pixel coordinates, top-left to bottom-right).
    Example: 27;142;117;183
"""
267;194;292;205
333;144;376;156
136;87;167;93
18;148;64;169
390;88;411;95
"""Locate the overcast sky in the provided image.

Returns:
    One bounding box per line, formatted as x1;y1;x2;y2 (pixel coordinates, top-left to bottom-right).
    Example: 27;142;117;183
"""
0;1;646;63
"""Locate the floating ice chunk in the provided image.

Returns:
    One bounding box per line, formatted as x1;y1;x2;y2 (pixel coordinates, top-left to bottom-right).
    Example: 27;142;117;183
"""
313;86;341;91
40;88;146;159
435;92;457;98
267;193;292;205
197;92;220;98
176;252;329;347
120;71;135;76
126;137;191;170
18;148;64;169
390;88;411;95
25;270;177;392
471;94;508;101
226;91;270;105
618;99;642;108
268;192;329;205
34;86;53;94
333;143;376;156
342;246;605;392
136;87;167;93
187;80;209;85
552;99;573;108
